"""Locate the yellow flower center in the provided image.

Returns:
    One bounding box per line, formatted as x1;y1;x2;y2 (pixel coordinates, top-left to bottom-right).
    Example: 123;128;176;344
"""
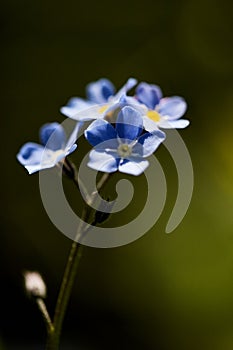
147;110;160;122
98;105;108;113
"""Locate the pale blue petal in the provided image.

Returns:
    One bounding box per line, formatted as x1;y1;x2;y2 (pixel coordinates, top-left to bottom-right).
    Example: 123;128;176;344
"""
158;119;190;129
68;104;108;121
66;97;92;108
136;82;162;109
60;106;75;118
118;158;149;176
60;98;94;118
40;123;66;150
65;144;77;156
17;142;44;166
88;150;118;173
42;149;71;168
135;130;166;157
86;78;115;104
158;97;187;119
65;122;82;152
85;119;117;146
113;78;137;101
24;164;47;174
17;145;60;174
17;141;71;174
116;106;143;142
24;151;61;174
142;115;159;132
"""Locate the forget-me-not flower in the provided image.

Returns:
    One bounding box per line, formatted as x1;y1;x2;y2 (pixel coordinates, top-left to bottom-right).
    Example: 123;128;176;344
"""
135;82;189;131
84;106;165;176
60;77;143;122
17;122;79;174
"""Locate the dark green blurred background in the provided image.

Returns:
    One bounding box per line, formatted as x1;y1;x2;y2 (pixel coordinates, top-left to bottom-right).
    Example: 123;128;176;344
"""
1;0;233;349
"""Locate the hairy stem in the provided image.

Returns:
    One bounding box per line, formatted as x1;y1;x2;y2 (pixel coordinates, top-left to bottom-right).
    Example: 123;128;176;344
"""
36;298;54;334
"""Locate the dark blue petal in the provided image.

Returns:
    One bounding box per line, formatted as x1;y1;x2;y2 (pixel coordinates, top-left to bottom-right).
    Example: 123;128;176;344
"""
39;122;66;151
86;78;115;104
116;106;143;142
84;119;117;147
136;82;162;109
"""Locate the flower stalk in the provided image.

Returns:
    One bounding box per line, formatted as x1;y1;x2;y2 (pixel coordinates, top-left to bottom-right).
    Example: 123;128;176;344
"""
36;298;54;334
46;171;111;350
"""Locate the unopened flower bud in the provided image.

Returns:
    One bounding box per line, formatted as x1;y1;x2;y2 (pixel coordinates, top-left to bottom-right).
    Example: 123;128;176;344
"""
24;271;47;298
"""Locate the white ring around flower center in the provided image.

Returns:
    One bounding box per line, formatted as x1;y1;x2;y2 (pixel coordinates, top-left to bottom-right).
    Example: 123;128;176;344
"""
117;143;132;158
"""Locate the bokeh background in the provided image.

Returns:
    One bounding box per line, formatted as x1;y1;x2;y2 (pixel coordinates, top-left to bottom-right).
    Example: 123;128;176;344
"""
1;0;233;349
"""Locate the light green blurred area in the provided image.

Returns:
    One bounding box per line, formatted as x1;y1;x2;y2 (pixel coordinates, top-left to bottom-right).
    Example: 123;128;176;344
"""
1;0;233;348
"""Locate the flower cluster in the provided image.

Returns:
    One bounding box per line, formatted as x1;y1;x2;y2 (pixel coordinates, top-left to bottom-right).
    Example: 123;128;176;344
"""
17;78;189;176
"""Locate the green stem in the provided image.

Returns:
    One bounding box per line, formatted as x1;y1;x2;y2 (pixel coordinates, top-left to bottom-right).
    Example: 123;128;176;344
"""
46;172;111;350
46;242;83;350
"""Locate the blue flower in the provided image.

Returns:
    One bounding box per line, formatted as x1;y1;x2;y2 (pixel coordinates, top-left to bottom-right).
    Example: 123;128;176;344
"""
135;82;189;131
84;106;165;176
60;77;140;121
17;122;79;174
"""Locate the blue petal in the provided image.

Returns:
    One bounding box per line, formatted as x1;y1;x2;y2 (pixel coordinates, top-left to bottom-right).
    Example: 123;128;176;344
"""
60;98;94;118
40;123;66;150
118;158;149;176
136;82;162;109
88;149;118;173
25;149;65;174
116;106;143;142
85;119;117;147
86;78;115;104
158;97;187;119
158;119;190;129
17;142;53;174
17;142;44;166
136;130;165;157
